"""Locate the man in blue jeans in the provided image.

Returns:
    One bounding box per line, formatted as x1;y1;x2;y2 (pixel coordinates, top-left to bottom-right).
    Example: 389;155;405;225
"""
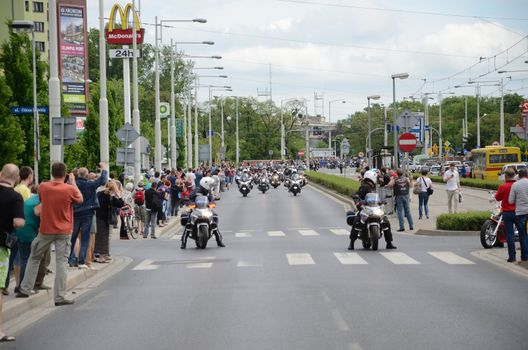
388;169;414;232
496;169;518;262
69;163;108;268
508;168;528;262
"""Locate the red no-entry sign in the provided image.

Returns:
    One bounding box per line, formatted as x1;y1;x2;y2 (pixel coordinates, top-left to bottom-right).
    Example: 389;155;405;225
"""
398;132;418;152
297;150;305;157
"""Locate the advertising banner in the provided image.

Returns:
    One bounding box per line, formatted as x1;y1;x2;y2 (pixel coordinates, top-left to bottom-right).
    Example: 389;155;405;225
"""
59;5;88;114
105;3;144;45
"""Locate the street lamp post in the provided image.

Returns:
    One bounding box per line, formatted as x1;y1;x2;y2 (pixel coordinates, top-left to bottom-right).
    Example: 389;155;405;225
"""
366;95;380;166
207;85;231;165
328;99;346;123
49;0;62;166
391;73;409;168
280;97;299;161
11;20;39;183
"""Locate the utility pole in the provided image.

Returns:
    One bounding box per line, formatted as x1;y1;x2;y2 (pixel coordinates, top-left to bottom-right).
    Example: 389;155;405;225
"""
132;0;141;182
154;16;162;171
49;0;62;164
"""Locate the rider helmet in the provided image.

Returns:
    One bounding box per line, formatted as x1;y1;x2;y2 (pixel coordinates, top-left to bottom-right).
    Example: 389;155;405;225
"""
363;169;378;184
199;176;216;191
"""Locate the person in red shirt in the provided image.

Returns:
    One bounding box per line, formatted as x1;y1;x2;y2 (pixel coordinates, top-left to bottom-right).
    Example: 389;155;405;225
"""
495;169;517;263
17;162;83;305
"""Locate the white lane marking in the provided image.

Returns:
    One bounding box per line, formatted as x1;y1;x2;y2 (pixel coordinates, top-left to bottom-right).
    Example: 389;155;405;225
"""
429;252;476;265
237;259;261;267
330;229;349;236
268;230;286;237
320;290;331;303
348;343;364;350
287;253;315;265
171;234;182;240
331;309;350;331
298;229;319;236
334;252;368;265
380;252;421;265
132;259;159;271
186;262;213;269
235;232;252;238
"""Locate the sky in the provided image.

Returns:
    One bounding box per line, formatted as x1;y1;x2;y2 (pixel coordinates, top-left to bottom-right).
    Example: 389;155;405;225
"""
86;0;528;121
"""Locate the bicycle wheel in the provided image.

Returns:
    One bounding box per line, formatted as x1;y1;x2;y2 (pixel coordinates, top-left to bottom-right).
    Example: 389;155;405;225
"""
126;216;140;239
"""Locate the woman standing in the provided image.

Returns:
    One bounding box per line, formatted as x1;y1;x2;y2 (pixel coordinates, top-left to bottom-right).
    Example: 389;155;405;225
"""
417;168;433;219
95;182;124;263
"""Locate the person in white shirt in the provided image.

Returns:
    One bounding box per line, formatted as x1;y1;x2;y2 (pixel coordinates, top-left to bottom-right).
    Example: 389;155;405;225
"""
443;163;461;213
417;168;433;219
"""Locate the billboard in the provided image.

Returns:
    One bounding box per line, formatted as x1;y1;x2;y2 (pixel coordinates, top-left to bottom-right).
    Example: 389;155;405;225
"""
58;5;88;114
105;3;144;45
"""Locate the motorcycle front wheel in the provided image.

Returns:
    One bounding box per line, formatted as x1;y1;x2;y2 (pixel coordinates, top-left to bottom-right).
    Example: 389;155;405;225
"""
198;225;209;249
370;226;379;251
480;219;498;249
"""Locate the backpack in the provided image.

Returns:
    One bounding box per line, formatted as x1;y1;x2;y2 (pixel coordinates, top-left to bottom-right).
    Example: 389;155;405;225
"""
413;178;422;195
134;189;145;205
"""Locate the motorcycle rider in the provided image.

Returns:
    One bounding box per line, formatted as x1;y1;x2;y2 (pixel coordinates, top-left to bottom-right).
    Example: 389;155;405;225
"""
348;169;397;250
181;177;225;249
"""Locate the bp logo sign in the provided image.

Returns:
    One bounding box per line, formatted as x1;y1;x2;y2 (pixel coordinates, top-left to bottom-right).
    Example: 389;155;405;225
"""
160;102;170;119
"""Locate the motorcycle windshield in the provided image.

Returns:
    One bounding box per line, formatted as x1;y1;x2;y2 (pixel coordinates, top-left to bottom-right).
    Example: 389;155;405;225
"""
365;193;380;206
195;196;209;209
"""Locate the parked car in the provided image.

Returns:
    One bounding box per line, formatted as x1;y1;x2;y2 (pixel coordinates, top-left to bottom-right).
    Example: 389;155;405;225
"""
430;165;441;176
498;163;527;181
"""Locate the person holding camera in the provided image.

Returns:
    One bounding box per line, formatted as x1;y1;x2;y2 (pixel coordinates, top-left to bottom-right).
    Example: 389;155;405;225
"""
443;163;461;214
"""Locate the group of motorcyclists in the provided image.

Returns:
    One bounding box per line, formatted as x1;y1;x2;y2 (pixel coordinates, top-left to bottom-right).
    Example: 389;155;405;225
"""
179;162;399;251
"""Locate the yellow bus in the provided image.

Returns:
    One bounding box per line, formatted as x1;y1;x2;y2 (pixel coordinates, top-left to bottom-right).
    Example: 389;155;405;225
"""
470;146;522;180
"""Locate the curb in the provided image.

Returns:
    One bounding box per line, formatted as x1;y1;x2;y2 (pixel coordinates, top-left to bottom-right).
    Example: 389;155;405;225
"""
471;249;528;280
307;182;355;208
415;229;480;236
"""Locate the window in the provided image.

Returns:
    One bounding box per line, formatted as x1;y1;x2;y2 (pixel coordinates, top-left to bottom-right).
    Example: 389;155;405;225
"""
33;1;44;13
35;41;45;52
25;1;29;11
34;22;44;32
489;153;519;164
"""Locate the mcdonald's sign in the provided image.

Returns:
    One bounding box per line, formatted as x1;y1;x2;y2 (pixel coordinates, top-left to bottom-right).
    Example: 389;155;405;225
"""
105;3;144;45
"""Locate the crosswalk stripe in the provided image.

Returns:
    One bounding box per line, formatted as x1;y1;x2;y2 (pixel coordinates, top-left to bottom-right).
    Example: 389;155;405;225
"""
186;262;213;269
237;259;261;267
268;230;286;237
299;230;319;236
428;252;475;265
287;253;315;265
333;252;368;265
330;229;349;236
132;259;159;270
235;232;252;238
171;234;182;240
380;252;421;265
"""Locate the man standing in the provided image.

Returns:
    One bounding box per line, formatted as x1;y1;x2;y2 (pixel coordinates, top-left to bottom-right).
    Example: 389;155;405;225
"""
143;181;161;239
508;168;528;262
0;164;25;342
495;169;518;263
388;169;414;232
443;163;461;214
68;162;108;268
17;163;83;306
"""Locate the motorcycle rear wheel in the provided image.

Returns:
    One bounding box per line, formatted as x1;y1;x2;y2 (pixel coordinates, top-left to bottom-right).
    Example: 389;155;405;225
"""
370;226;379;251
362;239;371;249
480;219;498;249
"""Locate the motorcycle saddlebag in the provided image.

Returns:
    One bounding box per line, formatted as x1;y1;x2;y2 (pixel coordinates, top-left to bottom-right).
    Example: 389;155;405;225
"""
346;210;356;226
180;213;189;226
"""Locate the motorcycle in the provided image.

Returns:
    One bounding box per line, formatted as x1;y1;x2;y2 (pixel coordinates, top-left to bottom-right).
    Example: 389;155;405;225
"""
258;177;270;194
180;195;219;249
480;191;509;249
270;173;281;188
239;179;252;197
347;193;389;251
289;178;302;196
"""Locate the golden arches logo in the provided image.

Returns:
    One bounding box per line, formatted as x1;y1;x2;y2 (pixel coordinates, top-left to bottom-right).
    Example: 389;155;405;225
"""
108;3;141;32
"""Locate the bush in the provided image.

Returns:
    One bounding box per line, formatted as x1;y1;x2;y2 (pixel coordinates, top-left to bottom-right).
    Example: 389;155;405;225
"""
412;174;499;190
436;211;491;231
306;171;360;196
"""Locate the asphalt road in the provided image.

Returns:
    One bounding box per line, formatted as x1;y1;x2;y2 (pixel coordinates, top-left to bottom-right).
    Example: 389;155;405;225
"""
6;183;528;350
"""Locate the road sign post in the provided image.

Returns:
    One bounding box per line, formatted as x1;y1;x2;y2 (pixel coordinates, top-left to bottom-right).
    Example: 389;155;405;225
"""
116;123;140;169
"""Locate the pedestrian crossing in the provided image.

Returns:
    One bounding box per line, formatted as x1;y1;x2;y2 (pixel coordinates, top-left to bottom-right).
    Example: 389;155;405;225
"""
132;251;477;270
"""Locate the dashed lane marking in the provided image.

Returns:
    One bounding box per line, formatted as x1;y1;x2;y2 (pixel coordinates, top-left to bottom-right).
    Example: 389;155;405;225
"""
132;259;159;271
380;252;421;265
268;230;286;237
237;259;262;267
287;253;315;265
186;262;213;269
334;252;368;265
235;232;252;238
298;229;319;236
330;229;349;236
428;251;475;265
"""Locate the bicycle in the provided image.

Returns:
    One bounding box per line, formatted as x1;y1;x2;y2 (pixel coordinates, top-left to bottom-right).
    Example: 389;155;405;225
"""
119;206;140;239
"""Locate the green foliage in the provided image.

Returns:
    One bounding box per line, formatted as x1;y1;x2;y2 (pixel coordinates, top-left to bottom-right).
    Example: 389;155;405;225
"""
305;171;360;196
436;211;491;231
411;174;499;190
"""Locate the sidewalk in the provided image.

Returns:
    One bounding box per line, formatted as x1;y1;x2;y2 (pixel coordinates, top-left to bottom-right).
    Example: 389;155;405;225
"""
2;217;181;327
316;168;495;233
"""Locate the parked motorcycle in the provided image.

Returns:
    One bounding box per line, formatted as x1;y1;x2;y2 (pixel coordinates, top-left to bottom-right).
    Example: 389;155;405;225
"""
480;191;509;249
180;195;219;249
347;193;390;251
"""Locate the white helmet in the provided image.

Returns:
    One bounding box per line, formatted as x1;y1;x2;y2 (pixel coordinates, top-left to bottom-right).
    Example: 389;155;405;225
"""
363;170;378;184
199;176;216;191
